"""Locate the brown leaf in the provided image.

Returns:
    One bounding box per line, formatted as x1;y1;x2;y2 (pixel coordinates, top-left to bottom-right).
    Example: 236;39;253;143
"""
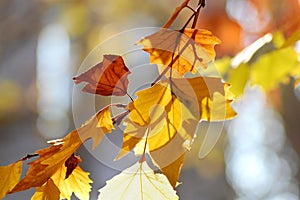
64;154;82;179
73;54;131;96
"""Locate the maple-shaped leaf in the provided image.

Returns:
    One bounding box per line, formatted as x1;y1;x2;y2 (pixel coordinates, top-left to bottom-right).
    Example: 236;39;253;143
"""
138;28;220;76
51;165;93;200
11;106;114;193
31;179;60;200
117;82;196;159
98;161;179;200
73;54;131;96
0;161;22;199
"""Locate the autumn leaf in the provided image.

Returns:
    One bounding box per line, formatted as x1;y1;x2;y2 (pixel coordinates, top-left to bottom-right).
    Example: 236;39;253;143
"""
73;54;131;96
117;77;235;186
171;77;237;121
138;28;220;76
98;162;179;200
64;154;82;179
51;165;93;200
117;81;196;159
31;179;60;200
11;106;114;193
0;161;22;199
251;47;300;91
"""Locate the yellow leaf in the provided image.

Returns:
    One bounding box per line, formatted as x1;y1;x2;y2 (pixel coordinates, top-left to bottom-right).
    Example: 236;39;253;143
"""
152;153;185;188
98;162;179;200
138;28;220;76
11;106;113;193
51;166;92;200
171;77;237;121
251;47;300;91
31;179;60;200
117;81;197;159
227;63;250;97
78;106;115;149
0;161;22;199
282;29;300;48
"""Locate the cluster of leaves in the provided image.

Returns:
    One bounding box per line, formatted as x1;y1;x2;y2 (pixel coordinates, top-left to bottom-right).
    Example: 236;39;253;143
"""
2;0;299;199
0;1;237;199
215;30;300;98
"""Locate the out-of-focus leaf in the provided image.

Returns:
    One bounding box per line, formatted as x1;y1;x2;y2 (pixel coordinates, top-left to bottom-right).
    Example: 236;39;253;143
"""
138;29;220;76
227;63;250;97
0;161;22;199
251;47;300;91
73;54;131;96
51;166;92;200
98;162;179;200
31;179;60;200
282;29;300;48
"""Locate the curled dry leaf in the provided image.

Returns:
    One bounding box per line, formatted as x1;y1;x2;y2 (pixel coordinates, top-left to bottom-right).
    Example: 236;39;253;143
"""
73;54;131;96
98;162;179;200
0;161;22;199
138;28;220;76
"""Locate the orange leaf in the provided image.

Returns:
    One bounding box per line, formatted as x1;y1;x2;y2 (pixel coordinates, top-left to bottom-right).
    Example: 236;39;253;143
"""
11;132;82;193
51;165;93;200
138;29;220;76
0;161;22;199
11;106;114;193
31;179;60;200
73;54;131;96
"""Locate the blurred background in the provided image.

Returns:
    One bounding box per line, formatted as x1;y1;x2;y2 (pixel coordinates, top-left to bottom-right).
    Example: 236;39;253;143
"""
1;0;300;199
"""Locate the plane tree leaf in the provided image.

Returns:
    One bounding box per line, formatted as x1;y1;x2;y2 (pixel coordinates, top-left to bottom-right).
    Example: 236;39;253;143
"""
0;161;22;199
138;28;220;76
98;162;179;200
73;54;131;96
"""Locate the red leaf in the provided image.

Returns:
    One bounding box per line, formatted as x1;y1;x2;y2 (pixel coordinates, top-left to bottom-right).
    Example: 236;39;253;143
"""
73;55;131;96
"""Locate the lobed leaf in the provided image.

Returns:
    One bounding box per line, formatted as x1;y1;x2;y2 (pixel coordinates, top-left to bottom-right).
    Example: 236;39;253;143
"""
98;162;179;200
138;28;220;76
51;166;93;200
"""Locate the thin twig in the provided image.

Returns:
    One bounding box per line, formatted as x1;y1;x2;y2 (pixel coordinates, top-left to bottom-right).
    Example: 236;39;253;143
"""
163;0;191;28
